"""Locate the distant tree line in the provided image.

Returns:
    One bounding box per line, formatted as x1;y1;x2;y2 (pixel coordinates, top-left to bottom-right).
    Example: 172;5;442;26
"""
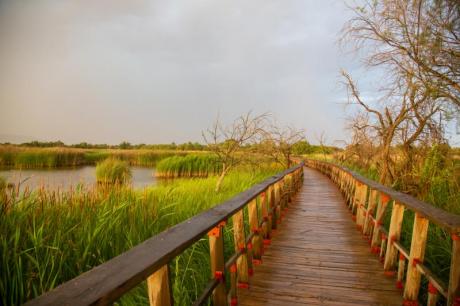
0;139;339;154
0;141;208;151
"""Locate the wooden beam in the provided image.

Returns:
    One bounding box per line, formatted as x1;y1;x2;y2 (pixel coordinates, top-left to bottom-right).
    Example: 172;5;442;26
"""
147;265;172;306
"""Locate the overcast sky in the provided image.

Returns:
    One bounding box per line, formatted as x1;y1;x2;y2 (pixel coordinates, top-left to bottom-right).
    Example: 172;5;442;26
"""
2;0;442;146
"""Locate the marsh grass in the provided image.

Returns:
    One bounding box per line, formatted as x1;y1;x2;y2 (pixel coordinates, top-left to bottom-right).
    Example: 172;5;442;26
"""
156;155;222;178
0;145;192;169
95;159;132;185
0;167;280;305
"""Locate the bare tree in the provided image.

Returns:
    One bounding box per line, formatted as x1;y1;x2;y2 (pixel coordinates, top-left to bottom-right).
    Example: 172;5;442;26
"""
342;0;460;108
315;131;329;160
341;70;442;185
261;123;305;168
203;112;268;192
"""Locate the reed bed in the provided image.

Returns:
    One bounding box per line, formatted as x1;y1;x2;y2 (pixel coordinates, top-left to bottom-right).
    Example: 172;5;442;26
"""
95;159;132;185
0;145;193;169
0;166;281;305
155;155;222;178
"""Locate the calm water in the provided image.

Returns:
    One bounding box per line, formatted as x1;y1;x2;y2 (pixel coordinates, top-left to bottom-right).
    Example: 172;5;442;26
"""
0;166;157;191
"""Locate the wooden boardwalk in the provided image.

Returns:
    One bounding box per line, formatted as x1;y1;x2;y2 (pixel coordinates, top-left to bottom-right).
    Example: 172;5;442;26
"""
239;167;403;305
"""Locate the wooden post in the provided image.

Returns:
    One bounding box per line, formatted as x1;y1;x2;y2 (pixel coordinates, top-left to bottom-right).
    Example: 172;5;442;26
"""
147;265;173;306
232;210;249;287
427;282;439;306
229;264;237;306
384;201;405;273
396;253;405;290
260;191;271;243
248;198;262;262
370;193;390;254
356;184;368;232
274;182;281;224
351;181;360;214
380;235;387;263
404;213;429;302
448;233;460;305
363;189;378;236
208;222;227;306
269;185;277;230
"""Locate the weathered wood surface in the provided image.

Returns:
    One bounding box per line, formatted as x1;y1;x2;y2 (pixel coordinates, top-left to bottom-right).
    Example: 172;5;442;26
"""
239;167;403;305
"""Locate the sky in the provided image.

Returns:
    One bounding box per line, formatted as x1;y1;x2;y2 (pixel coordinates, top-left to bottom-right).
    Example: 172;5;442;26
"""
2;0;456;146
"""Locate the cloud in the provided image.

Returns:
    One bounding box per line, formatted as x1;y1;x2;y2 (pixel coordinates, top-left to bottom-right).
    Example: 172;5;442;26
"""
0;0;355;144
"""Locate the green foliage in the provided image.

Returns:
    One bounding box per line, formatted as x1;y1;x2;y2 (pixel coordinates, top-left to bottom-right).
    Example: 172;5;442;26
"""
95;159;132;184
0;176;6;192
419;144;460;214
0;169;278;305
156;155;222;178
292;141;312;155
0;146;190;169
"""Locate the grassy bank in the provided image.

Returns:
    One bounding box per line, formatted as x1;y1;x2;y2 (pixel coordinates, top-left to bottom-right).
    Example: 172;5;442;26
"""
0;145;193;169
0;166;281;305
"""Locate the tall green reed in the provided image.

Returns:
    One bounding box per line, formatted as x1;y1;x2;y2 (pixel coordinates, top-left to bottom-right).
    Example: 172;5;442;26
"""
0;167;280;305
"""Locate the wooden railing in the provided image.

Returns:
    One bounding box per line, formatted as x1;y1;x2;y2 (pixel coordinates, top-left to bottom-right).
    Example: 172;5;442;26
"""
24;163;304;306
306;159;460;306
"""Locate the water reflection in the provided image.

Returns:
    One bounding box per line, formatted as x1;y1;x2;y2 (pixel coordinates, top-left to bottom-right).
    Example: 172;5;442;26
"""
0;166;157;191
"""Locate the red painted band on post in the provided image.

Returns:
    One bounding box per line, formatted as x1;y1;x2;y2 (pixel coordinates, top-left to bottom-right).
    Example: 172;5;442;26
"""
252;259;262;265
428;282;438;294
384;271;396;277
214;271;224;282
237;282;249;289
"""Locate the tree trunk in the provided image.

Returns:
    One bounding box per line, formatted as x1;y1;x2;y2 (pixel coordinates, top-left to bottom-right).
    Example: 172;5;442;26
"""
215;166;230;192
379;141;392;186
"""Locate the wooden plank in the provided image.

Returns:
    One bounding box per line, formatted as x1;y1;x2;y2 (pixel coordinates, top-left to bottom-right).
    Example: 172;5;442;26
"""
239;167;403;306
147;265;172;306
403;213;429;301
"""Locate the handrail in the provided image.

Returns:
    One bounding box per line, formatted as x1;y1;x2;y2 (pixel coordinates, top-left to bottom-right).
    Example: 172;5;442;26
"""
305;158;460;306
24;162;304;306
